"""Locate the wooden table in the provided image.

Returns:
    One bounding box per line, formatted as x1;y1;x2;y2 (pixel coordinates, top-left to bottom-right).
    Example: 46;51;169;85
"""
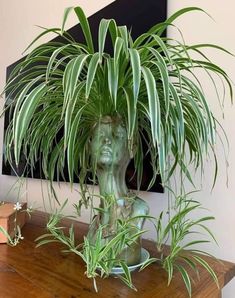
0;212;235;298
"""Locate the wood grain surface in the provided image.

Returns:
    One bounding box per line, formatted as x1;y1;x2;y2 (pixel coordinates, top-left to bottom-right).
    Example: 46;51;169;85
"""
0;211;234;298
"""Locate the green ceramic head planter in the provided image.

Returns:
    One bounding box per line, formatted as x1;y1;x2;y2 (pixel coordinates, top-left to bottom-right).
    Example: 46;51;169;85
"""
89;115;149;265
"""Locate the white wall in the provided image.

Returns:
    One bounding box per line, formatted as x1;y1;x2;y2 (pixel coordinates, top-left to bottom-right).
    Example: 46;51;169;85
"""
168;2;235;297
0;1;235;297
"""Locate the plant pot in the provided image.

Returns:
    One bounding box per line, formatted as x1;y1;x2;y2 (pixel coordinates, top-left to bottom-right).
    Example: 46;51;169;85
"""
0;202;27;243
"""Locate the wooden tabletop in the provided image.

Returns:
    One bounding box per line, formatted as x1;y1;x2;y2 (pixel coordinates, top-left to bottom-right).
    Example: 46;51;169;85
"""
0;214;235;298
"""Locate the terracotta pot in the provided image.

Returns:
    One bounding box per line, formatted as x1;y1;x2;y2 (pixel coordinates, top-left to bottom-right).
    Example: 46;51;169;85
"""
0;202;27;243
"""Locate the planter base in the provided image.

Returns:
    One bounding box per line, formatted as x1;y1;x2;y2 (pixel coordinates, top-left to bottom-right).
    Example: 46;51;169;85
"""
110;247;149;275
110;248;150;275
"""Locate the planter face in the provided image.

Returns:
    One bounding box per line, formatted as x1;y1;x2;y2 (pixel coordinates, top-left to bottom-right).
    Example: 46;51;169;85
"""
0;203;27;243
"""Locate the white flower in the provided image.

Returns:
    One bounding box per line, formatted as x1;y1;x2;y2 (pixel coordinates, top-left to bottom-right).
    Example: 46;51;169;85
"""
13;202;22;211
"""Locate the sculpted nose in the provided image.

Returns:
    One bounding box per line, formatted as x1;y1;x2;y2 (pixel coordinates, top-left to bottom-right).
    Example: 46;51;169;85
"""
104;137;111;145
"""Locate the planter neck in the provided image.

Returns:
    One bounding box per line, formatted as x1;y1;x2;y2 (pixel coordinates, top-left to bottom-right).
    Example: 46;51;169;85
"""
97;164;128;200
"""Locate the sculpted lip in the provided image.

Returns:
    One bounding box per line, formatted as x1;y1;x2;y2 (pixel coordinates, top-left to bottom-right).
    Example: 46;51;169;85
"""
100;146;112;155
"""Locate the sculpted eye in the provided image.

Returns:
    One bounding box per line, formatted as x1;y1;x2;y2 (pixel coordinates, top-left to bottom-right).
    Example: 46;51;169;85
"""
98;131;105;138
114;131;124;138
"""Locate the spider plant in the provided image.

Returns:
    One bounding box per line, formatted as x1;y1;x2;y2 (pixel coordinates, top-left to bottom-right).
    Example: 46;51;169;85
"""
1;5;233;296
36;199;144;292
36;194;219;296
154;194;219;297
3;6;232;190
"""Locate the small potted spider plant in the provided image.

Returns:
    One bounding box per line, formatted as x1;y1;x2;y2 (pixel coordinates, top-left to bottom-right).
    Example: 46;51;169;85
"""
0;201;27;244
